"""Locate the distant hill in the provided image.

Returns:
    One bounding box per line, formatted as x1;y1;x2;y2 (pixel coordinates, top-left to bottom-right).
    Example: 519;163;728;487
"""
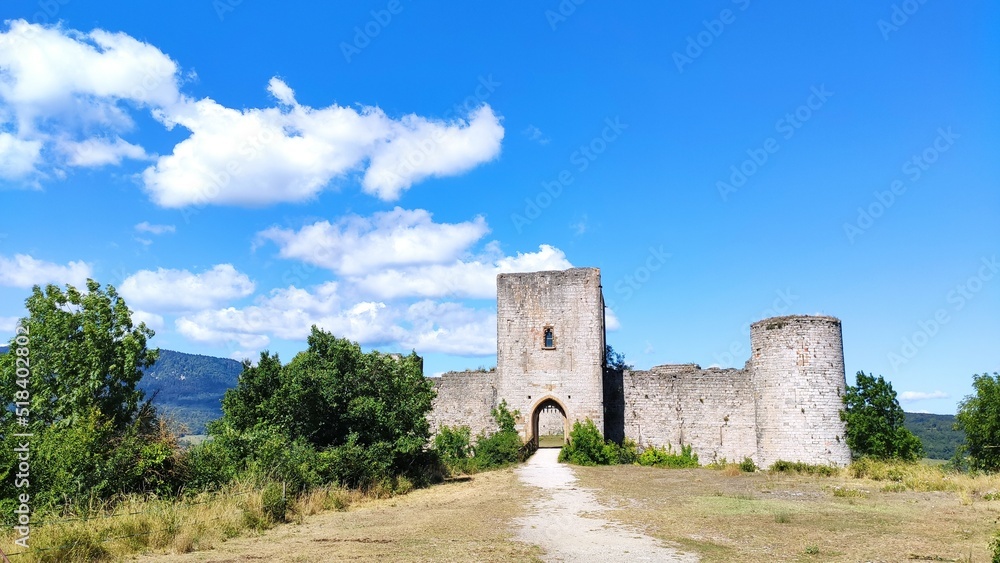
138;349;243;435
0;345;7;355
904;412;964;460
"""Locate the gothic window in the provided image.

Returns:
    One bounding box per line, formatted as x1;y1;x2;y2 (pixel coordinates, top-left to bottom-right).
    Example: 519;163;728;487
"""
543;326;555;349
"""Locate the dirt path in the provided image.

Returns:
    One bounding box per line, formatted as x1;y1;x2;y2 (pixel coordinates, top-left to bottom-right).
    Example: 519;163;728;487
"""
514;449;698;562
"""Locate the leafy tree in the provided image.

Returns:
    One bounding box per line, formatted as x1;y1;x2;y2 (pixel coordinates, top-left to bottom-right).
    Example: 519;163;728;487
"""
0;280;177;510
605;344;633;371
212;326;437;487
0;280;157;433
841;371;923;461
954;372;1000;472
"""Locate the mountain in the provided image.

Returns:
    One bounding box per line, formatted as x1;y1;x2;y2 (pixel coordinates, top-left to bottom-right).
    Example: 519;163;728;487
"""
0;345;7;355
138;349;243;435
904;412;964;461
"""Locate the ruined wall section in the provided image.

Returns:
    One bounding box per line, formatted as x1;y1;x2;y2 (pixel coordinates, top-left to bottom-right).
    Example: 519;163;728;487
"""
750;316;851;467
427;370;498;440
622;364;757;463
496;268;605;441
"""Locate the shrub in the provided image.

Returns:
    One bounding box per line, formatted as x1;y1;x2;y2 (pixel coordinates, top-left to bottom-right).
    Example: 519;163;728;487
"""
434;425;473;472
182;439;238;493
559;419;613;466
473;428;522;468
990;529;1000;563
770;459;838;476
260;482;288;523
637;444;699;468
740;457;758;473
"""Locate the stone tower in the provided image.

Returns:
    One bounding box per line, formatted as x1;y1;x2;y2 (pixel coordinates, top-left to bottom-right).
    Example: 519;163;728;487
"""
496;268;606;444
749;315;851;467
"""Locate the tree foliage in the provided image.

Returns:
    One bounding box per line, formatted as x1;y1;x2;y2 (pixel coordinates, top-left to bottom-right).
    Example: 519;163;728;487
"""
954;372;1000;472
0;280;157;432
0;280;176;512
841;371;923;461
605;344;633;371
209;326;437;489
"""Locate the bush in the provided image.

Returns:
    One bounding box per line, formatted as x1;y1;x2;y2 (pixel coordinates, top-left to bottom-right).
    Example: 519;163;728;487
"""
740;457;758;473
991;529;1000;563
637;443;699;468
182;439;238;493
770;459;838;477
260;482;288;523
473;429;522;469
434;425;473;472
559;419;613;466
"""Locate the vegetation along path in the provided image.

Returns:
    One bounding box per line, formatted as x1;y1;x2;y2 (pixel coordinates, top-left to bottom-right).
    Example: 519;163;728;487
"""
515;448;698;562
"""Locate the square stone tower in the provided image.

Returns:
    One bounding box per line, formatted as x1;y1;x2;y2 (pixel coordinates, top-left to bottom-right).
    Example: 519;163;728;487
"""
496;268;606;443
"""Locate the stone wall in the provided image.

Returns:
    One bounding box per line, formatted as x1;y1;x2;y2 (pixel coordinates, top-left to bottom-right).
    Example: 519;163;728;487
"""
427;370;498;439
495;268;606;441
622;364;757;464
426;268;852;468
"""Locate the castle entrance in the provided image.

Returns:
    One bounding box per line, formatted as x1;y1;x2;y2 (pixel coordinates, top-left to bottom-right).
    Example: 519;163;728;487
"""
529;396;569;448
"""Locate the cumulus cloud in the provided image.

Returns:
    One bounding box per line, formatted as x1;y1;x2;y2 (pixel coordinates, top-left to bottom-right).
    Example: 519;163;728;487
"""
120;264;255;312
175;283;497;357
0;254;92;288
0;21;503;204
134;221;175;235
259;208;572;300
898;390;949;402
0;316;19;333
131;310;164;331
256;208;489;276
0;20;180;179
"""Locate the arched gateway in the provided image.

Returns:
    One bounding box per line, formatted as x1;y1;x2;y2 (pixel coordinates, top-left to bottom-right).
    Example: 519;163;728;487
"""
527;395;570;446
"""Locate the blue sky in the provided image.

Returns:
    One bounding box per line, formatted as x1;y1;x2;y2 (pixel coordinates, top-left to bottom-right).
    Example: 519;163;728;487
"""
0;1;996;415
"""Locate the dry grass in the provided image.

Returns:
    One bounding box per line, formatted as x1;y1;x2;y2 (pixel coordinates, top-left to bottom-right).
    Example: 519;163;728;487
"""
133;467;541;562
572;462;1000;562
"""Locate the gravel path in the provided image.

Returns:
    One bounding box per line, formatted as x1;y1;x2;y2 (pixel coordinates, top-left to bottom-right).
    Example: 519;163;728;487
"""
514;448;698;562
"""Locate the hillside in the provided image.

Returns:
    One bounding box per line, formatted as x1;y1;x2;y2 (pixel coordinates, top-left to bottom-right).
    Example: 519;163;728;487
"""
904;412;964;460
138;349;243;435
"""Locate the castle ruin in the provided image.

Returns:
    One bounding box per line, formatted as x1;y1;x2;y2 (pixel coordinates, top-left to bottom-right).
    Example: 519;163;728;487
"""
428;267;852;467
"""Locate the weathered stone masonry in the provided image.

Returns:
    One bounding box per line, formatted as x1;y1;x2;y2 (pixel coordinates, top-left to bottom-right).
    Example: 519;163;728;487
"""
427;267;851;467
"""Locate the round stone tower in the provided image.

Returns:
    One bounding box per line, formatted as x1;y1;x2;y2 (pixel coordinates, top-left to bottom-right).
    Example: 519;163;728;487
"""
749;315;851;468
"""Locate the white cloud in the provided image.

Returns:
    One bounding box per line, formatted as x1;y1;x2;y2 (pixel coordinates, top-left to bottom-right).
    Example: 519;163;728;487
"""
0;21;503;204
60;136;148;167
142;97;503;207
402;300;496;356
131;310;164;331
0;132;42;179
134;221;175;235
605;307;621;331
257;208;490;276
353;244;572;300
0;20;180;179
0;316;19;333
0;254;92;288
120;264;255;312
899;390;949;402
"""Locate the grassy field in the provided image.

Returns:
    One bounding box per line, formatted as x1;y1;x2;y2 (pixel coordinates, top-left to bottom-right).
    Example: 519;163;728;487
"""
572;463;1000;562
6;458;998;562
537;434;565;448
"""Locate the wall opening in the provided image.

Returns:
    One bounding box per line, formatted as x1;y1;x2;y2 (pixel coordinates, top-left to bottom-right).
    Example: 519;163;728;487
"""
530;397;569;448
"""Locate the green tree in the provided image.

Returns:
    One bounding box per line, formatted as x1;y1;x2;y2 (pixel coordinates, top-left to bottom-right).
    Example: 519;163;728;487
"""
954;372;1000;472
0;280;175;510
0;280;157;432
605;344;633;370
841;371;923;461
212;326;437;487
